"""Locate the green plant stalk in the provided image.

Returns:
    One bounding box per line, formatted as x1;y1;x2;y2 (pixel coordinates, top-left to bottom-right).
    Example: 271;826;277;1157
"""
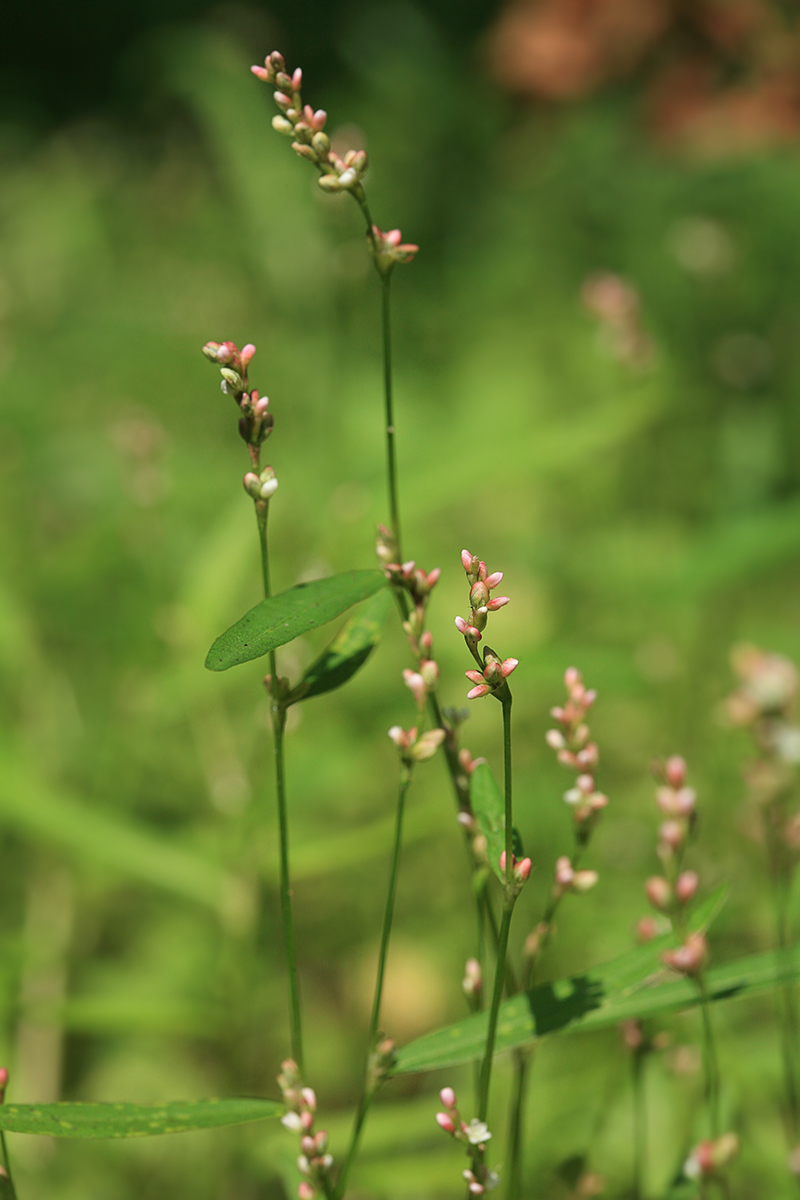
0;1131;17;1200
257;500;303;1074
632;1048;646;1200
478;690;516;1123
697;974;721;1140
506;1047;531;1199
336;767;413;1198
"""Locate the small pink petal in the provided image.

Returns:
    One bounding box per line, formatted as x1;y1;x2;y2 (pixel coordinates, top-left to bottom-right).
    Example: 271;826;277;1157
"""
251;65;269;80
485;571;504;589
467;684;491;699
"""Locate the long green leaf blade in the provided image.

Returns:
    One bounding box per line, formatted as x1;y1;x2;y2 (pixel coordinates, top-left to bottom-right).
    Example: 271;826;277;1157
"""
470;763;506;882
205;571;387;671
0;1098;283;1139
394;889;780;1075
287;588;393;705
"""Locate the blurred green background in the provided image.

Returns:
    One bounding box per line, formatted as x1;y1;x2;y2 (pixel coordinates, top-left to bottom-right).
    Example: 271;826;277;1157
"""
3;1;800;1196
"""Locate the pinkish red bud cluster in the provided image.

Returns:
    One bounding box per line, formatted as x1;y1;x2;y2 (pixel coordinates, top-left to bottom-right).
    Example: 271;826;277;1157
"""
455;550;510;646
202;340;274;457
370;224;419;274
277;1060;333;1200
547;667;607;843
388;724;445;763
499;849;532;885
435;1088;498;1193
553;855;598;895
683;1132;739;1180
251;52;369;197
465;651;518;701
726;645;798;727
643;757;711;979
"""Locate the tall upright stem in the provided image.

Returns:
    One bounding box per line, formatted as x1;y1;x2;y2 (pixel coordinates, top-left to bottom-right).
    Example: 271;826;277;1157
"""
336;768;413;1198
257;501;303;1073
380;276;402;558
0;1131;17;1200
697;976;721;1140
478;688;516;1123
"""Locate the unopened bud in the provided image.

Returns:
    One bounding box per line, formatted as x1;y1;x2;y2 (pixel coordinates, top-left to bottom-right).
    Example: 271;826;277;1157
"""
675;870;699;904
272;115;295;136
318;174;342;193
645;876;673;913
663;932;708;976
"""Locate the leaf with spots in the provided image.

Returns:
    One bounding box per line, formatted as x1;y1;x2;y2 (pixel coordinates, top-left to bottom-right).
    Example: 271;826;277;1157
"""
0;1098;283;1138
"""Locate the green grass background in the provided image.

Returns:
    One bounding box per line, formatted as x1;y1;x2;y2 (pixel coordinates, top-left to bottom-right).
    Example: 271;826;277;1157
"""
2;6;800;1196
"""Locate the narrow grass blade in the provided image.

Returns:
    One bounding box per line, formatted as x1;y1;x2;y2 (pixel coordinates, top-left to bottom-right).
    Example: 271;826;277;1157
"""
0;1098;283;1138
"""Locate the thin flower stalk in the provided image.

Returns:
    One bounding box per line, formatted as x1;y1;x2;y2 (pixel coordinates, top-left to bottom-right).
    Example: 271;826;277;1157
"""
202;340;303;1073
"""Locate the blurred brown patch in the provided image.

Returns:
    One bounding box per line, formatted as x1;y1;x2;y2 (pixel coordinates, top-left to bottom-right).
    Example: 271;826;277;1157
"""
488;0;800;153
488;0;670;99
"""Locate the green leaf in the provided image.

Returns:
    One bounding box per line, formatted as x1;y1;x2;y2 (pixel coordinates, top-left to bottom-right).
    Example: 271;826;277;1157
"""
205;571;387;671
470;763;506;883
287;588;393;705
0;1098;283;1139
394;888;786;1074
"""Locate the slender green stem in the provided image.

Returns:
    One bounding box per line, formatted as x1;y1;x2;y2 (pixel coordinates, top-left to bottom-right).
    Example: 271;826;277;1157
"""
501;693;513;882
506;1048;531;1199
772;853;800;1143
632;1048;646;1200
257;501;303;1073
697;975;721;1139
0;1131;17;1200
380;276;401;557
336;768;412;1199
478;898;515;1122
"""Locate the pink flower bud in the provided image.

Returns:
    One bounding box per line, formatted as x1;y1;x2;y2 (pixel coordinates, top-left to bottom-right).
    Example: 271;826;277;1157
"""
462;960;481;997
298;1184;314;1200
555;856;574;887
516;856;532;881
665;755;687;788
301;1087;316;1111
402;669;427;708
659;819;686;850
564;666;581;689
484;571;504;589
467;684;491;700
455;616;468;634
572;869;599;892
439;1086;456;1108
675;870;699;904
501;658;518;677
662;932;708;976
251;65;270;81
646;876;673;912
301;1135;315;1155
461;549;474;572
292;68;303;89
300;1110;313;1131
436;1112;456;1134
412;728;445;761
240;343;256;367
546;729;566;750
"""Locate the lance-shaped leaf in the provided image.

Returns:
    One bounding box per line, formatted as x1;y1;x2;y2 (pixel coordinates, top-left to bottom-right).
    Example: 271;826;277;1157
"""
0;1098;283;1138
286;588;393;705
470;763;522;882
393;888;747;1074
205;570;386;671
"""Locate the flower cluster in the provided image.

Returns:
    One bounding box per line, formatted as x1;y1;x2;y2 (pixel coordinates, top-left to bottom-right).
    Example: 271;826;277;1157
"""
370;224;419;274
388;723;445;764
455;550;510;649
435;1088;499;1195
251;53;417;277
202;340;275;470
642;757;707;976
683;1132;740;1181
277;1060;333;1200
546;667;607;844
252;52;366;193
455;550;517;700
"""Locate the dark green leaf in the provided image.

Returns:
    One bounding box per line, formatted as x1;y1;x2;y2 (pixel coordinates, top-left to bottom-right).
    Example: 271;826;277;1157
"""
0;1098;283;1139
287;588;393;705
205;571;387;671
394;888;752;1074
469;763;506;882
